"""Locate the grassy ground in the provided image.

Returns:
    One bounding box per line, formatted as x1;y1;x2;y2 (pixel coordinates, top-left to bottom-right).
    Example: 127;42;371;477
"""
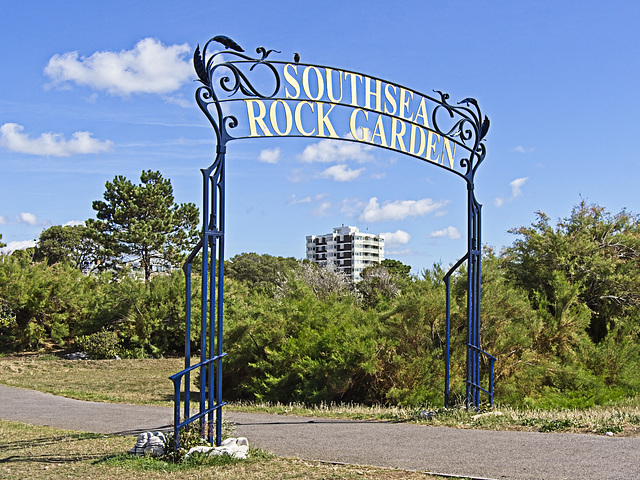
0;355;469;479
0;355;181;404
2;355;638;479
0;421;454;480
1;355;639;436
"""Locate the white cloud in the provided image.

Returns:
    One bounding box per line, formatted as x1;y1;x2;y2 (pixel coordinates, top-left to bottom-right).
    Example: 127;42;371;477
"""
513;145;534;154
288;194;312;204
312;201;332;217
162;94;192;108
288;193;332;216
0;212;44;226
320;164;364;182
509;177;528;198
381;229;411;247
299;138;373;163
494;177;528;207
429;226;461;239
258;147;280;164
1;239;36;254
288;193;327;205
18;212;38;225
341;198;364;218
45;37;192;96
0;123;113;157
63;220;86;227
359;197;449;222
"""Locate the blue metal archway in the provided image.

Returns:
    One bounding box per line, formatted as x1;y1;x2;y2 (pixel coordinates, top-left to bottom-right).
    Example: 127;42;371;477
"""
170;36;494;449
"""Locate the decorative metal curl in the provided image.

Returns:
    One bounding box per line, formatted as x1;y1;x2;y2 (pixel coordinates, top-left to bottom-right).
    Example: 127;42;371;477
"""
193;37;283;153
195;39;281;99
431;90;490;180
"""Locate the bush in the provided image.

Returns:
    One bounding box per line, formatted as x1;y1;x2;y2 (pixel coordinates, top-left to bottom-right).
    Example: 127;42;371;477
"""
74;329;120;359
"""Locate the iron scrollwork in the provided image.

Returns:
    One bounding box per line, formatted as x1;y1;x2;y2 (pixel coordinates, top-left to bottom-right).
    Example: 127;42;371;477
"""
432;91;490;182
193;37;281;150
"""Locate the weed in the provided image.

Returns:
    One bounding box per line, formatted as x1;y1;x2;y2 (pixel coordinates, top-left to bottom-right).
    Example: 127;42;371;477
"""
537;418;581;432
593;424;623;435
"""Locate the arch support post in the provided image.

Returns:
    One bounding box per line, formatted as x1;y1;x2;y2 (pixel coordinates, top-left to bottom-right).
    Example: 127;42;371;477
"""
170;146;227;449
443;183;495;409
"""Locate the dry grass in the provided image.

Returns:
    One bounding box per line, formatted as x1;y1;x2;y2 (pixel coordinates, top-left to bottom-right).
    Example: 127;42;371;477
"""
0;421;456;480
0;355;183;404
1;355;639;436
229;400;640;436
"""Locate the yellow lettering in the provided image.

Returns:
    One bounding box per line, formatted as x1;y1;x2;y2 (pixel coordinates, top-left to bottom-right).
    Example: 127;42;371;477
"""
365;77;382;112
426;131;441;163
408;124;426;157
269;100;293;136
344;72;363;106
302;66;324;101
349;108;369;141
370;114;388;148
245;99;272;137
390;118;408;153
317;103;339;138
283;64;300;99
443;138;456;169
398;88;414;121
294;101;316;136
414;97;430;128
325;68;343;104
384;84;397;115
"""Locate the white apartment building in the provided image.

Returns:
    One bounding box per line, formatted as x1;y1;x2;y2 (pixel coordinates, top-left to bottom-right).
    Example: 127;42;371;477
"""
306;225;385;281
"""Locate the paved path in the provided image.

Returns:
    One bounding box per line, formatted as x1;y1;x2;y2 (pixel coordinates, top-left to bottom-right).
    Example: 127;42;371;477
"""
1;385;639;480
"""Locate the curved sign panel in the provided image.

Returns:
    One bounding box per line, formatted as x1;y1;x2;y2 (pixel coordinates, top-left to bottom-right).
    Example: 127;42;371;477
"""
194;37;489;183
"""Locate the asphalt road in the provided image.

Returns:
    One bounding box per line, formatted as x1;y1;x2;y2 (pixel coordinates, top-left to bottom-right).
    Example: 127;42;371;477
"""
1;385;639;480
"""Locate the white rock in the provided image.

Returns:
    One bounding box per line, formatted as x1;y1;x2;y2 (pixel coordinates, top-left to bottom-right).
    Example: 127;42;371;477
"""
184;437;250;460
144;444;166;456
185;445;216;457
129;431;168;457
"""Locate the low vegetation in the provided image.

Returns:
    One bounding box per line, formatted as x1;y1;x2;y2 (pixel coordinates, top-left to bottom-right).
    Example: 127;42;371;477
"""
1;420;457;480
4;174;639;478
1;356;638;437
2;189;640;409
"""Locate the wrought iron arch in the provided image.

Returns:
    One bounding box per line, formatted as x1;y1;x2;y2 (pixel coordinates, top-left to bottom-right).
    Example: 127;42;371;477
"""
170;36;494;449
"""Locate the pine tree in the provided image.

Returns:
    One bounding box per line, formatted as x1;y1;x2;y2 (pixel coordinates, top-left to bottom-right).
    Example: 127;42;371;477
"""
87;170;199;283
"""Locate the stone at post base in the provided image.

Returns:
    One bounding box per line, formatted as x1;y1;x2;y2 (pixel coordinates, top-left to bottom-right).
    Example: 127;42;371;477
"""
184;437;250;460
129;431;168;457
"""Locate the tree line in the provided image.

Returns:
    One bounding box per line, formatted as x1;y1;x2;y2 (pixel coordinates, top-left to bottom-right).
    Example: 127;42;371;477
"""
1;171;639;408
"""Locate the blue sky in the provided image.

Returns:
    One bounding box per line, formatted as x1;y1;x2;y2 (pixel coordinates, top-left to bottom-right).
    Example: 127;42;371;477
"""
1;1;639;273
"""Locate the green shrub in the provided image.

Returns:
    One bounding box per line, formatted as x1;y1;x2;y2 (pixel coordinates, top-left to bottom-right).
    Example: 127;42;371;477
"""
74;329;120;359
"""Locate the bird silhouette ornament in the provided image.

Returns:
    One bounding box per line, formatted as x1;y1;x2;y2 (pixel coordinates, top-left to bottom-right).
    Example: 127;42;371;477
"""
211;35;244;52
194;36;285;85
193;35;245;85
